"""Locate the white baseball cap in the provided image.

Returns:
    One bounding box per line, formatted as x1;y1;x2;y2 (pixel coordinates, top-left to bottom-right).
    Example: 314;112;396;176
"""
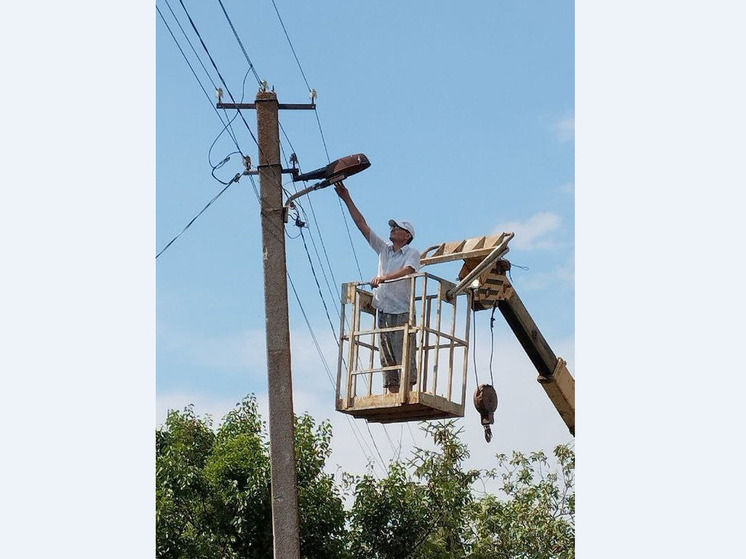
388;219;415;239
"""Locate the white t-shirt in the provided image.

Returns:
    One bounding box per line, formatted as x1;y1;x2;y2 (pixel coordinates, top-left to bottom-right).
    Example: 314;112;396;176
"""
367;230;421;314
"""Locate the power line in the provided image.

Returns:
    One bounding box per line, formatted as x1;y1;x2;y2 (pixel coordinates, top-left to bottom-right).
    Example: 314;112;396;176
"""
162;0;401;468
176;0;260;150
294;201;342;312
157;4;241;153
298;228;340;338
269;0;311;91
245;175;385;472
216;0;262;85
234;0;365;285
208;68;258;178
264;0;363;281
265;0;332;178
313;107;331;162
156;173;241;259
365;422;389;472
289;206;373;397
488;303;497;386
161;0;220;92
287;273;384;477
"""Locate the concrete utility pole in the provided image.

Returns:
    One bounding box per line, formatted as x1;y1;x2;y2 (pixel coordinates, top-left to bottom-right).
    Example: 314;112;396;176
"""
256;89;301;559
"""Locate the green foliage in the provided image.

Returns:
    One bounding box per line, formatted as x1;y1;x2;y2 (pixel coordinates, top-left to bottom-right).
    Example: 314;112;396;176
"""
347;461;431;559
156;400;574;559
155;396;349;559
203;397;272;558
346;421;574;559
294;414;348;559
156;405;229;558
469;445;575;559
409;422;482;559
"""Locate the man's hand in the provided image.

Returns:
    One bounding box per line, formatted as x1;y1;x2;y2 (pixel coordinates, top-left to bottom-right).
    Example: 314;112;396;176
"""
371;266;415;287
334;180;371;241
334;181;350;200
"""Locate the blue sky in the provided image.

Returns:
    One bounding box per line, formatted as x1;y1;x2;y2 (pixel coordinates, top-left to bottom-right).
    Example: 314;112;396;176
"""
4;1;746;557
156;0;576;473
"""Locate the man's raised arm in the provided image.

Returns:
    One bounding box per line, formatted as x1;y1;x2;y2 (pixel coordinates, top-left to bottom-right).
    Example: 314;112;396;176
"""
335;181;371;241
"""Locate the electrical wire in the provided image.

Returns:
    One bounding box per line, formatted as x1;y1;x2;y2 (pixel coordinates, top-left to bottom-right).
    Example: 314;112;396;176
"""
156;0;218;89
246;171;384;475
157;5;241;152
337;197;365;281
156;173;241;259
298;228;340;338
488;303;497;386
313;108;332;163
269;0;311;91
213;0;351;290
217;0;304;176
287;273;384;477
472;307;480;387
294;201;342;312
381;423;399;457
210;151;240;185
176;0;260;151
163;0;405;468
162;0;221;92
275;116;349;300
265;0;363;281
216;0;262;85
290;205;372;397
215;0;309;180
208;68;256;183
364;422;389;471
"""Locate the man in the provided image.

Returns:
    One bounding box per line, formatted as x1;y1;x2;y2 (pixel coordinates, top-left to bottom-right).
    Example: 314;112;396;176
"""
335;181;419;393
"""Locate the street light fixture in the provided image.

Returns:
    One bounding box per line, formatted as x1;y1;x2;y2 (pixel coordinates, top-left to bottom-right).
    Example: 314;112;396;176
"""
284;153;371;217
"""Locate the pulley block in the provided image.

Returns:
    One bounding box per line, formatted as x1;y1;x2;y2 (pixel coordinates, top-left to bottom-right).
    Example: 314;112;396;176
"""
473;384;498;442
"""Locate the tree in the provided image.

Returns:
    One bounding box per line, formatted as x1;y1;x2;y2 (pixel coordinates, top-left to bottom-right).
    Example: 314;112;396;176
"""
156;396;349;559
346;461;431;559
201;397;272;558
409;422;482;559
469;445;575;559
294;414;348;558
156;399;574;559
155;405;227;558
346;421;574;559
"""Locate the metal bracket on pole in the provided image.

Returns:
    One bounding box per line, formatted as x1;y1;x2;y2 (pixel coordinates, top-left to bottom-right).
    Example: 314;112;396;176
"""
244;167;300;178
284;175;342;207
217;102;316;110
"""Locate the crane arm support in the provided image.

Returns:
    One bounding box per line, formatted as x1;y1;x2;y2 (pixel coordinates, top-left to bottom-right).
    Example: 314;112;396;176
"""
538;358;575;435
417;231;576;435
496;281;575;435
497;285;558;377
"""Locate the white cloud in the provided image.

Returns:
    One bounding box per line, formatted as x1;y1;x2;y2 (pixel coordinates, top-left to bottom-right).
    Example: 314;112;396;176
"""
157;307;575;485
314;325;575;473
494;212;563;250
157;331;575;483
555;254;575;284
554;114;575;143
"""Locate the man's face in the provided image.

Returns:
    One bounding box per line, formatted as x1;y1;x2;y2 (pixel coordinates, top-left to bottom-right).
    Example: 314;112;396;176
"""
389;224;412;244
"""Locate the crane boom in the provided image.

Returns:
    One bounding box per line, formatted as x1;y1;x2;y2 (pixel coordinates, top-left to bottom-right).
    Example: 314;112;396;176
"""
421;234;575;435
493;276;575;435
